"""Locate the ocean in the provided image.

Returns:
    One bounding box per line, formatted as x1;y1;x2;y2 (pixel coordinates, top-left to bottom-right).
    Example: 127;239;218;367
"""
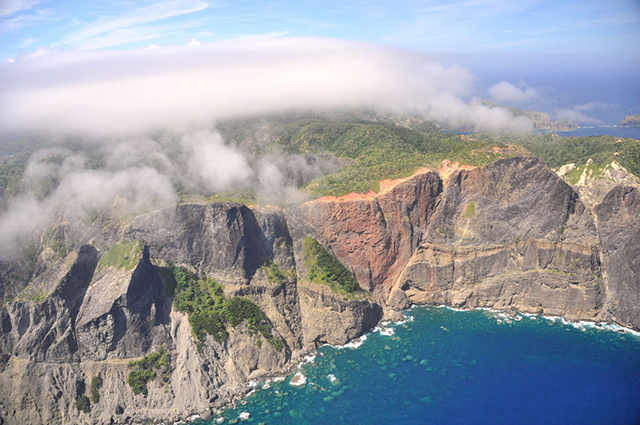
537;126;640;139
197;306;640;425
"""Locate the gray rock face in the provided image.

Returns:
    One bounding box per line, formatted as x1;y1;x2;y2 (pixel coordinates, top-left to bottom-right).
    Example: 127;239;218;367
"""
387;156;636;328
1;201;377;425
0;155;638;425
75;246;171;361
595;186;640;329
1;245;98;363
125;203;276;284
298;282;382;347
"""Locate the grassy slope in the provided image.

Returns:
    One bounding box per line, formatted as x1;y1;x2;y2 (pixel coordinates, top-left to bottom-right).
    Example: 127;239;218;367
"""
475;132;640;177
221;117;520;198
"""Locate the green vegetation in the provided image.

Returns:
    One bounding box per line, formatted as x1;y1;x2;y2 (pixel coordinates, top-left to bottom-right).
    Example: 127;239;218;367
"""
261;260;294;285
177;189;257;206
617;114;640;127
166;265;282;350
263;119;518;198
97;240;144;273
127;346;170;396
477;132;639;179
75;395;90;413
0;162;25;199
563;160;610;185
462;202;476;219
302;237;362;295
15;283;48;303
90;376;102;404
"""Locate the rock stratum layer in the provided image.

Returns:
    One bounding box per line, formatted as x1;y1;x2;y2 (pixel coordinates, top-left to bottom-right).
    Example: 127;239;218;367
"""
0;155;638;425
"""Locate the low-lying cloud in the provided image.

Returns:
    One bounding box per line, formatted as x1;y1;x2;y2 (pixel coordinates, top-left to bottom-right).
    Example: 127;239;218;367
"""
556;108;603;126
0;37;538;258
488;81;538;105
0;155;177;257
1;37;533;135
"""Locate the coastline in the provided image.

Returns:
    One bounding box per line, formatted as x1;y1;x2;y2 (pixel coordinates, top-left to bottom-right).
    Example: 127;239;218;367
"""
191;302;639;425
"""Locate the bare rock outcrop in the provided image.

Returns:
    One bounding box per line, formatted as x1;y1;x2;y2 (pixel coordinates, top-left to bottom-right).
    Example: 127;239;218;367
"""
0;154;638;425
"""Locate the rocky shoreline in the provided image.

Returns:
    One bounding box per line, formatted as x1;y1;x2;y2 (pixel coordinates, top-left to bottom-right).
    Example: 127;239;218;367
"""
1;154;638;425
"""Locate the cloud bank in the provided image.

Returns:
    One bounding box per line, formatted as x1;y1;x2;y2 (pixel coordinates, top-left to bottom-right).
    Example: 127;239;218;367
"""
488;81;537;105
0;37;533;136
0;37;537;257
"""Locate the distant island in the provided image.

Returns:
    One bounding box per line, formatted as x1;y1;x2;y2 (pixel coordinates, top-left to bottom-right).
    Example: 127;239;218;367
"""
475;100;579;131
617;114;640;127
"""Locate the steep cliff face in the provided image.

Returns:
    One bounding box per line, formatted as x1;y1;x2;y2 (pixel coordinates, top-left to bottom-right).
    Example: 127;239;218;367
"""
286;171;442;296
0;155;638;425
0;202;380;425
595;186;640;329
384;157;634;328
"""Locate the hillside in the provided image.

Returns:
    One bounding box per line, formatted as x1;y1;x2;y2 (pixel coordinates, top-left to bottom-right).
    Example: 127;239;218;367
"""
0;113;638;425
475;100;579;131
617;114;640;127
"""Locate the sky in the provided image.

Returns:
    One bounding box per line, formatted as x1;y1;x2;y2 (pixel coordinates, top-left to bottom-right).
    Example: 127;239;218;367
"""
0;0;639;256
0;0;639;129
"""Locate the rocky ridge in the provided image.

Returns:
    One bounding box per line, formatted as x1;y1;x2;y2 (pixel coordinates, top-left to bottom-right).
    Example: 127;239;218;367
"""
617;114;640;128
476;100;579;131
0;154;638;425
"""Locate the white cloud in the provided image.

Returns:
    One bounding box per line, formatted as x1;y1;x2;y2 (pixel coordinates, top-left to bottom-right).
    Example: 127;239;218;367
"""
488;81;538;105
0;157;177;257
0;5;51;33
556;108;603;125
54;0;209;49
0;37;534;136
19;37;36;48
188;36;201;46
179;130;253;192
0;0;38;17
573;102;612;112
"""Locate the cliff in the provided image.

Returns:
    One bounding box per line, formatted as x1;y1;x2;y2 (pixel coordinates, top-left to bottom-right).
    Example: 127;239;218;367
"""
617;114;640;127
475;100;579;131
0;155;638;425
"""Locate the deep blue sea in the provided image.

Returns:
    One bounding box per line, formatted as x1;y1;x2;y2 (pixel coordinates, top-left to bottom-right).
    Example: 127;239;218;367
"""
446;126;640;139
198;307;640;425
538;126;640;139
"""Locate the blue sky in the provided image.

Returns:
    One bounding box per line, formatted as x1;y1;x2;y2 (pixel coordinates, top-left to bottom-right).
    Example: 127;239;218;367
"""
1;0;639;126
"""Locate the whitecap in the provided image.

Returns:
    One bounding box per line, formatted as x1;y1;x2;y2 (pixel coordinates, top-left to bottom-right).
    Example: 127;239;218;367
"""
298;352;317;367
333;334;368;350
289;372;307;387
379;327;395;336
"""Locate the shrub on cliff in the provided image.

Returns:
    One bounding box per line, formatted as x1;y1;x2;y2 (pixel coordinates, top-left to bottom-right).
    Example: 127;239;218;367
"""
166;265;282;350
75;395;90;413
303;237;362;295
127;346;169;396
90;375;102;403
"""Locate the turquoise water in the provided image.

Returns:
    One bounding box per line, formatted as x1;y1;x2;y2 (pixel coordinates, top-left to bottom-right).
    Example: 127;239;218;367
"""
199;307;640;425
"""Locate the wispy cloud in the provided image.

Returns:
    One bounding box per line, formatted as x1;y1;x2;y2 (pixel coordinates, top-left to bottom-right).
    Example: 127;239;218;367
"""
574;102;615;112
556;108;603;125
235;30;291;41
0;6;52;33
54;0;210;49
0;0;38;18
19;36;36;48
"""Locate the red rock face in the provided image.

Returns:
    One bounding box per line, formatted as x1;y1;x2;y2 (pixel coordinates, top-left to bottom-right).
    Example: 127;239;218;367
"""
287;171;442;296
